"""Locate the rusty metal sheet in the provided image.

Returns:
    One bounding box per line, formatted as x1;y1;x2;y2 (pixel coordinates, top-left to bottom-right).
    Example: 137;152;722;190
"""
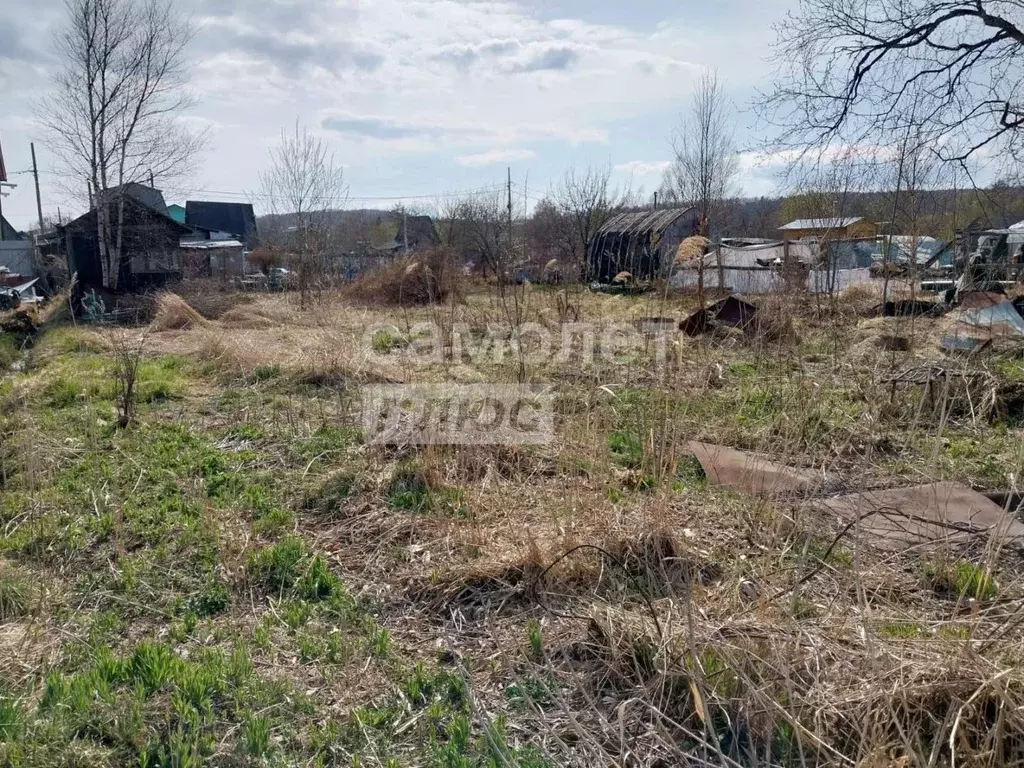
688;441;823;497
819;482;1024;549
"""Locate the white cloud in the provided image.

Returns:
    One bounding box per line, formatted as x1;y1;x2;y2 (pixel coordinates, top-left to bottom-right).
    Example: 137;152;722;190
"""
0;0;797;227
615;160;672;176
457;149;536;167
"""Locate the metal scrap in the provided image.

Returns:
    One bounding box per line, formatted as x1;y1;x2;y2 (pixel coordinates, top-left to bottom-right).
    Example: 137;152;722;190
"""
876;299;946;318
956;292;1024;338
818;482;1024;549
688;441;825;497
680;295;758;336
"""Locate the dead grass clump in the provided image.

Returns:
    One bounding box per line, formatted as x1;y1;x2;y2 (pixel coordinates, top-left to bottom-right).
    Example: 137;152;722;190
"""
218;306;277;329
750;294;799;344
342;248;460;306
605;532;720;597
406;562;536;615
150;292;208;331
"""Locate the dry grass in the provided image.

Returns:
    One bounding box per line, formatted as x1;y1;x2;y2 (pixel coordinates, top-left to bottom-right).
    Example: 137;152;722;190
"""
5;277;1024;765
342;248;461;306
150;291;209;331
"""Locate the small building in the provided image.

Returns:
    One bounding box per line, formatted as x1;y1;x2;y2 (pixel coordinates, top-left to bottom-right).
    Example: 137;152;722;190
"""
373;215;439;254
0;214;33;278
180;239;246;280
588;207;699;283
779;217;876;241
185;201;258;247
62;184;190;291
166;204;186;224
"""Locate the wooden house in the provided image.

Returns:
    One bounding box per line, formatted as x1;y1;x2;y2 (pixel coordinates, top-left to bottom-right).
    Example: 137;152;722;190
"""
62;184;190;291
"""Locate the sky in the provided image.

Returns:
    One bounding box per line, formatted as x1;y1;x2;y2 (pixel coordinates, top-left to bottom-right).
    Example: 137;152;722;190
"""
0;0;800;230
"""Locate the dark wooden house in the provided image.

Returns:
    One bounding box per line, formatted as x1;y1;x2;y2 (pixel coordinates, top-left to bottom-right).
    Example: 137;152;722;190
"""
62;185;190;291
588;207;699;283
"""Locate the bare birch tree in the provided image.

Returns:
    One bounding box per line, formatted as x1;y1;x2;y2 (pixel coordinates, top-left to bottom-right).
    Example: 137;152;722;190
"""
40;0;203;291
258;122;347;306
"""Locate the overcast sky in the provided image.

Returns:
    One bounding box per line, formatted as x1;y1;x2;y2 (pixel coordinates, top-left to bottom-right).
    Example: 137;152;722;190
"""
0;0;798;229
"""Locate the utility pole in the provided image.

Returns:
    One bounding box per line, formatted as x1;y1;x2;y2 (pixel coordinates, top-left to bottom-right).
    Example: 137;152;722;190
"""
31;142;44;233
403;207;408;254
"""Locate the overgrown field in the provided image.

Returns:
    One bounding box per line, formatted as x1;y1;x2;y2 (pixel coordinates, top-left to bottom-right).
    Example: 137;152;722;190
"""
2;283;1024;766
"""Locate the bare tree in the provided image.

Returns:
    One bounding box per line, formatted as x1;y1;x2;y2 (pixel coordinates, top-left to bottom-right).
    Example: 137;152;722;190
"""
762;0;1024;168
662;71;740;299
664;71;740;237
552;165;623;280
40;0;204;291
258;122;347;306
452;190;509;278
526;198;575;271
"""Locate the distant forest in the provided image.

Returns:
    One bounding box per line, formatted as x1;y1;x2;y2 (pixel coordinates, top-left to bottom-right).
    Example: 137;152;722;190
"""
258;183;1024;254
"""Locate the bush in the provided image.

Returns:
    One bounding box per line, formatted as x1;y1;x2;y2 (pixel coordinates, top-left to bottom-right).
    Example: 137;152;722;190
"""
342;248;460;307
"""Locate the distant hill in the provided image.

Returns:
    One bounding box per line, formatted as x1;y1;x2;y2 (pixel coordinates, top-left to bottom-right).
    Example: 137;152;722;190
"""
255;186;1024;248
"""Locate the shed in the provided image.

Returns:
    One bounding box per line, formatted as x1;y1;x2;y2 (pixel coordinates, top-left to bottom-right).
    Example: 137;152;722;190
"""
588;207;699;283
180;239;246;280
185;201;258;247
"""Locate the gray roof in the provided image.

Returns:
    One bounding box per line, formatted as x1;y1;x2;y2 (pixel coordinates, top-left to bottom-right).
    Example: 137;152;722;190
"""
0;214;23;241
779;217;864;231
98;182;168;213
596;207;695;237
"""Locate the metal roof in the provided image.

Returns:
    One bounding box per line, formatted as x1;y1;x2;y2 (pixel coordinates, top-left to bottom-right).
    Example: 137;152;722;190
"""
180;239;245;250
596;207;695;237
185;201;257;244
779;217;864;231
98;182;167;213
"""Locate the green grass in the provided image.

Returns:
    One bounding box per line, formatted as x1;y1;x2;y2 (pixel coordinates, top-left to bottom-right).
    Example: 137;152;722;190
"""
372;328;408;353
609;429;644;469
0;333;18;372
387;462;466;517
921;560;998;601
0;565;33;621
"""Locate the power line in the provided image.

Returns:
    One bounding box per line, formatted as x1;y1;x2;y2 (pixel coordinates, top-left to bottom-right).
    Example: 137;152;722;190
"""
184;184;508;203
